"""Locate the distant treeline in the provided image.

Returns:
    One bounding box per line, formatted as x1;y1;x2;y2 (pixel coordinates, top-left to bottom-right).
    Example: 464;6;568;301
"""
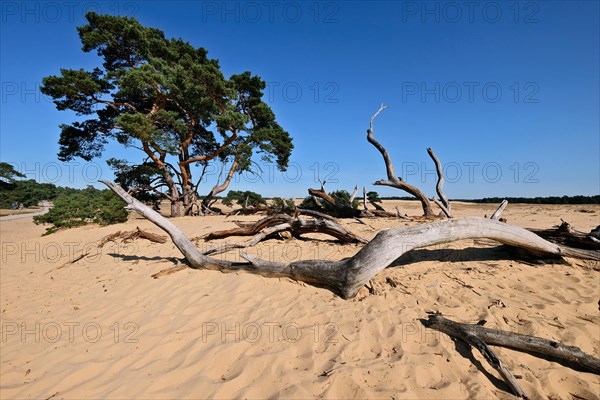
0;179;79;208
380;195;600;204
457;195;600;204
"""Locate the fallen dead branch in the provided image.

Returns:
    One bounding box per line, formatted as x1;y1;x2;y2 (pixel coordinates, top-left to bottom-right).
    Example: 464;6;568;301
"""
46;251;90;274
101;180;600;299
422;313;600;398
151;263;188;279
491;200;508;220
202;213;367;256
98;227;167;247
529;220;600;250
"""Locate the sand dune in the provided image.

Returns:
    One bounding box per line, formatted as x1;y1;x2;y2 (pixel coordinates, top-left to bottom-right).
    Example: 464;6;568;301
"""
1;201;598;399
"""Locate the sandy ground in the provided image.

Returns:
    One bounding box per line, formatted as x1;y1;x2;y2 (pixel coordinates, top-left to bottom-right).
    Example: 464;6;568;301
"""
0;208;39;218
1;200;598;399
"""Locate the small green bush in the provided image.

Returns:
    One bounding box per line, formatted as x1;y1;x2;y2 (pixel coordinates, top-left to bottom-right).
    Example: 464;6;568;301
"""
34;187;128;235
367;191;381;203
271;197;296;213
222;190;266;208
299;196;320;209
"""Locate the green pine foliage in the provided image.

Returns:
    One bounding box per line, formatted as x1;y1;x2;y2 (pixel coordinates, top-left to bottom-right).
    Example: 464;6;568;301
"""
299;190;359;209
33;187;128;235
367;191;381;203
299;196;320;209
40;12;292;215
0;179;77;208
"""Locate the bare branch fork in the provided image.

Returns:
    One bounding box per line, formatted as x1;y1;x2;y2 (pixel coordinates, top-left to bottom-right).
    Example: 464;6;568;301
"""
101;180;599;299
367;104;439;218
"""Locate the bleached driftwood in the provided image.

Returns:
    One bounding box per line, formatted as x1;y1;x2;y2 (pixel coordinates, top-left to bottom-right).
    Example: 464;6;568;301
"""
491;200;509;220
101;181;600;299
366;104;436;217
423;313;600;398
201;214;367;256
427;147;452;218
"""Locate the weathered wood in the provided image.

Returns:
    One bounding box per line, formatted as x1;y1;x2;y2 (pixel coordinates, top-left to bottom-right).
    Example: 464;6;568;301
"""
491;200;508;220
98;227;167;247
349;185;358;204
204;214;367;252
205;214;293;240
151;264;188;279
296;208;337;221
423;313;600;389
308;188;338;206
370;200;386;212
427;147;452;218
101;181;600;299
529;220;600;251
204;222;293;256
307;187;361;218
367;104;436;217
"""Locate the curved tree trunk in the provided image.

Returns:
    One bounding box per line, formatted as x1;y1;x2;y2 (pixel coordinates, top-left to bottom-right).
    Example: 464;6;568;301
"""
101;181;600;299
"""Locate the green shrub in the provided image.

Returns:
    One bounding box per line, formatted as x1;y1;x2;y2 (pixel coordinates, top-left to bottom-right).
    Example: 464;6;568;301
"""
299;196;320;209
366;191;381;203
271;197;296;213
299;190;358;210
34;187;128;235
221;190;266;208
0;179;77;208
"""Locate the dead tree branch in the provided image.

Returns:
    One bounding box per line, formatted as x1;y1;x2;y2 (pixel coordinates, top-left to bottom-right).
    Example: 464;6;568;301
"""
366;104;436;217
427;147;452;218
423;313;600;398
529;220;600;251
491;200;508;220
100;181;600;299
98;227;167;247
203;214;367;253
349;185;358;204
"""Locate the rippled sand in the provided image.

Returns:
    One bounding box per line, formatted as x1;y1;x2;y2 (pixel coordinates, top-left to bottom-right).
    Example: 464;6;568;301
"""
1;201;598;399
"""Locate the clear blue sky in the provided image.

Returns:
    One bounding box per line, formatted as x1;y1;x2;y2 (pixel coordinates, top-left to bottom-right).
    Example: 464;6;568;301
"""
1;1;599;199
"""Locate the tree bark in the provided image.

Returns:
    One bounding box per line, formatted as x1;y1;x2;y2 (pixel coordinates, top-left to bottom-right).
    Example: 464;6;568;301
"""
101;181;600;299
